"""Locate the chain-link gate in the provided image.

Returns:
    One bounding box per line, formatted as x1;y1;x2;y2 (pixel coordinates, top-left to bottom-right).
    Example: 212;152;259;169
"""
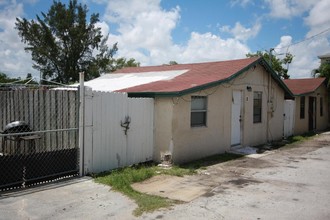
0;84;79;191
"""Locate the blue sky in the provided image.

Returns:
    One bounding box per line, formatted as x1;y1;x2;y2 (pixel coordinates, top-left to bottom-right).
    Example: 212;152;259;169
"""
0;0;330;80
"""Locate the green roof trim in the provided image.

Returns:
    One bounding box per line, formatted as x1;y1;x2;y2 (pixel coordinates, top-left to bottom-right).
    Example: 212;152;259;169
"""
293;92;314;97
127;57;294;99
258;58;294;99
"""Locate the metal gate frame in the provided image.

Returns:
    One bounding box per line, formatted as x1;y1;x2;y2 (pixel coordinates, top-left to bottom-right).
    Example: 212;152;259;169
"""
0;83;80;191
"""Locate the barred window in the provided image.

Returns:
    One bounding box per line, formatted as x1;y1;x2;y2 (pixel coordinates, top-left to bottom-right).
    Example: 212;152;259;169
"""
191;96;207;127
320;97;323;117
253;92;262;123
300;96;305;119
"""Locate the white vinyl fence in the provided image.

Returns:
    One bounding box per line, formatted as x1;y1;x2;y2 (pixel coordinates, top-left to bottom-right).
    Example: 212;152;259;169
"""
83;88;154;173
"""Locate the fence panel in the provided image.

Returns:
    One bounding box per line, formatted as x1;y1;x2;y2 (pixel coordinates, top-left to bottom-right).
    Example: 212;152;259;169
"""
127;98;154;165
0;85;79;190
84;89;154;173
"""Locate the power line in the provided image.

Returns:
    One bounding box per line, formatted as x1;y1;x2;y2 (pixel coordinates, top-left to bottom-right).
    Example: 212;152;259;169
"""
274;27;330;50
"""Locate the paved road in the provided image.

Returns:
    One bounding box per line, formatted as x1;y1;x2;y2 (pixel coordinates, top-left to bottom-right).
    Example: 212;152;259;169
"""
1;132;330;220
141;132;330;220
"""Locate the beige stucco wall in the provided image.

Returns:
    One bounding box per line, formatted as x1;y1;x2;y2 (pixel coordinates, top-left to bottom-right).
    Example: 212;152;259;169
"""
234;66;285;147
153;64;286;163
293;85;328;135
316;86;329;131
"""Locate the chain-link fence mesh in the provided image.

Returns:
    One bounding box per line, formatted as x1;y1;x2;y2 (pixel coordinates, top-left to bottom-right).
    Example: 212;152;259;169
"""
0;83;79;190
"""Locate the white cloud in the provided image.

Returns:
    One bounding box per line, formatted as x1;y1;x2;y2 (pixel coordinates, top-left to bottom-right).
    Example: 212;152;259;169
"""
230;0;254;7
103;0;252;66
95;21;110;37
220;22;261;42
266;0;330;78
304;0;330;37
265;0;315;19
179;32;250;63
0;1;35;78
103;0;180;66
275;35;330;78
104;0;180;50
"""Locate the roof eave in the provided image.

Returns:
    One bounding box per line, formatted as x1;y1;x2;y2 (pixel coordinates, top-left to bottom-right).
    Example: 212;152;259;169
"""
258;58;294;99
290;78;327;97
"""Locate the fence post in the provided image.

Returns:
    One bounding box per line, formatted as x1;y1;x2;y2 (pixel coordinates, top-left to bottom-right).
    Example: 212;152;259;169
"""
79;72;85;176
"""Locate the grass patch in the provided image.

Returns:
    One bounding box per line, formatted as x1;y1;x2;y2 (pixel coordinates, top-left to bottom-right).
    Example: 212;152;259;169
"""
95;164;194;216
94;152;242;216
255;132;317;152
286;131;316;144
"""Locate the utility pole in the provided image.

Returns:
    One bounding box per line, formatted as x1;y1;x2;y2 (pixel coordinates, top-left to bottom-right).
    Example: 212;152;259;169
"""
269;48;274;68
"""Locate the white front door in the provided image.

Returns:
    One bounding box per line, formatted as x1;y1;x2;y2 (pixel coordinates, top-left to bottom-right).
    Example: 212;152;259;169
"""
231;90;242;146
284;100;295;138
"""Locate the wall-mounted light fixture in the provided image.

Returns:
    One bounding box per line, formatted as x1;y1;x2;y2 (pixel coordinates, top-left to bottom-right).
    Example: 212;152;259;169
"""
246;86;252;92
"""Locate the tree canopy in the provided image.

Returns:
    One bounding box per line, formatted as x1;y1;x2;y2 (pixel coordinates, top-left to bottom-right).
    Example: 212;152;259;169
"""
15;0;117;84
109;58;140;72
0;72;38;84
246;50;293;79
312;62;330;86
0;72;19;83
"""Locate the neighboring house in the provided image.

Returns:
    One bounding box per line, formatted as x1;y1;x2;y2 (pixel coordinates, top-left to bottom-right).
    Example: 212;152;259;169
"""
318;53;330;65
85;57;293;163
283;78;328;135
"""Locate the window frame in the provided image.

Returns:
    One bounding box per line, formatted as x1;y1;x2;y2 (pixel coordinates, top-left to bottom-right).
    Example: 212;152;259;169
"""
300;96;305;119
320;97;323;117
190;96;207;127
253;91;262;123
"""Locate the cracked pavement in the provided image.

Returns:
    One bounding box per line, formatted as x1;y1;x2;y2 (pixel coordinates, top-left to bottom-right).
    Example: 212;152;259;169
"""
1;132;330;220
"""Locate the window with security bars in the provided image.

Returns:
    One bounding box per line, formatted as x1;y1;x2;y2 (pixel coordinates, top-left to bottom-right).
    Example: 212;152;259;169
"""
191;96;207;127
320;97;323;117
300;96;305;119
253;91;262;123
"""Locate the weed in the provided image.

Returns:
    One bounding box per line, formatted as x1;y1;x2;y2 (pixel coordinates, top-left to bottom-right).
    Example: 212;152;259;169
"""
94;152;242;216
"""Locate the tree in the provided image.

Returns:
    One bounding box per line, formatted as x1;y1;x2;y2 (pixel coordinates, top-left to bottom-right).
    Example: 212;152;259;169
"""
246;51;293;79
312;62;330;86
26;73;32;79
109;57;140;72
15;0;117;84
0;72;20;83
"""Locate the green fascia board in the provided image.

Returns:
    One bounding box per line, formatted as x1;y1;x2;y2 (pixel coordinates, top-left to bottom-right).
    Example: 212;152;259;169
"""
127;57;294;99
293;92;314;97
258;58;294;99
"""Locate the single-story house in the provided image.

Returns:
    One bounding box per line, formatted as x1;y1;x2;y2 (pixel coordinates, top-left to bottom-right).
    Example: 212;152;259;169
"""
85;57;293;163
283;78;328;135
318;53;330;65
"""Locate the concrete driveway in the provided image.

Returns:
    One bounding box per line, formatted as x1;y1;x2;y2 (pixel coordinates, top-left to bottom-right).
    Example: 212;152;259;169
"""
1;132;330;220
0;177;136;220
140;132;330;220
